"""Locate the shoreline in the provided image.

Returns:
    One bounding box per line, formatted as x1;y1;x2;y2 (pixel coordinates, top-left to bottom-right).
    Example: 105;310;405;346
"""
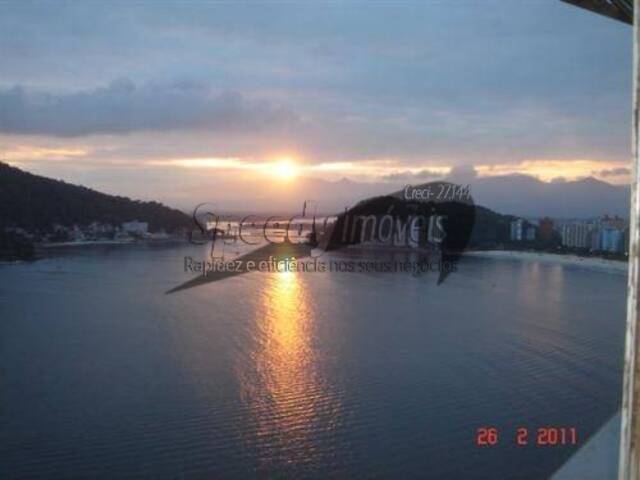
4;242;630;275
40;237;183;248
42;239;135;247
466;249;627;273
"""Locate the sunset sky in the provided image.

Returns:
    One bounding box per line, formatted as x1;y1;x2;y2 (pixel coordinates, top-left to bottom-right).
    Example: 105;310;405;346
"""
0;1;633;211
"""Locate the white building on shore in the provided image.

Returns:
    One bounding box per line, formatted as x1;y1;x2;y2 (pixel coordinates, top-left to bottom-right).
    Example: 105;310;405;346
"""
561;222;594;249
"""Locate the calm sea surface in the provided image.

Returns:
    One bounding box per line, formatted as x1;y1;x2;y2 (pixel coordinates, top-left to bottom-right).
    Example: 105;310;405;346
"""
0;244;627;479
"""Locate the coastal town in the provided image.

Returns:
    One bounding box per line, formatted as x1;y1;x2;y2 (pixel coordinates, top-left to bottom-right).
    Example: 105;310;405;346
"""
4;220;175;245
507;215;629;259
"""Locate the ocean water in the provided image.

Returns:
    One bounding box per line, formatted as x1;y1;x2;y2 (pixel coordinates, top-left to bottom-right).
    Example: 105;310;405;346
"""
0;244;627;479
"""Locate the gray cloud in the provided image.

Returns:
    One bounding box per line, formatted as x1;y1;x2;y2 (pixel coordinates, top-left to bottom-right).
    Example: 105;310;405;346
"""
380;169;444;183
0;1;632;166
0;79;299;137
447;165;478;182
592;167;631;177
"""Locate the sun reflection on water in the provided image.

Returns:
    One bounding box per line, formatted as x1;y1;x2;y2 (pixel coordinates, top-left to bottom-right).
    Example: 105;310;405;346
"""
239;270;334;467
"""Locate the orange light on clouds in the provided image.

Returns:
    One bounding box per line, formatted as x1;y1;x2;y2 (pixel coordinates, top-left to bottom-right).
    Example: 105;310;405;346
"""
141;156;629;184
2;146;89;162
308;160;450;181
148;156;303;181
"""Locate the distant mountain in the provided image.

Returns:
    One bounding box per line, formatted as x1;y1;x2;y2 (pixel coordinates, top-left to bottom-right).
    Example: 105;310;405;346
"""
447;175;630;219
220;173;630;219
0;162;191;233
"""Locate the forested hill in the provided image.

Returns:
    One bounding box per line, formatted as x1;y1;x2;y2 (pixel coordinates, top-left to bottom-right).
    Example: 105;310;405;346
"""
0;162;191;233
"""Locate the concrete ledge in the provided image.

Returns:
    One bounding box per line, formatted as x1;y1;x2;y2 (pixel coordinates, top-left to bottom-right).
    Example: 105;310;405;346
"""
551;413;620;480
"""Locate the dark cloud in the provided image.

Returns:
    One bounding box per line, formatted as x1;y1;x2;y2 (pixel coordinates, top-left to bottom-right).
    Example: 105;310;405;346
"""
0;79;299;137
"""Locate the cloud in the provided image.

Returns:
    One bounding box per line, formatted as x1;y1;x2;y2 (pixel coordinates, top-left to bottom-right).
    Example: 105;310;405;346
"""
0;79;299;137
447;164;478;182
379;168;445;183
0;1;632;168
592;167;631;177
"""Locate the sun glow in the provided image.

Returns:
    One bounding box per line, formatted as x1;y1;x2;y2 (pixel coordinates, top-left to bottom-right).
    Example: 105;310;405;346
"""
274;159;299;180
